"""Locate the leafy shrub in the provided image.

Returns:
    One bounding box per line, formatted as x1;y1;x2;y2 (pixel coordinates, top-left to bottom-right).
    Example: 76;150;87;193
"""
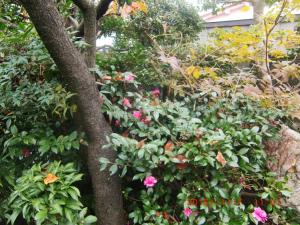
99;75;298;224
5;161;96;225
0;26;91;224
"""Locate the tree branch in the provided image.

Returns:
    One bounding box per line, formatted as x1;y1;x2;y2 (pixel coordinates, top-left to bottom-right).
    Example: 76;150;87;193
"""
0;18;18;29
72;0;90;11
76;0;113;37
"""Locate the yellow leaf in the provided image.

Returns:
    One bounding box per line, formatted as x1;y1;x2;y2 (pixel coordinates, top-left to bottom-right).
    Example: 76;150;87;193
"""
204;67;218;80
192;68;201;79
138;1;148;13
186;66;196;76
106;0;119;15
44;173;59;185
241;5;251;12
131;1;148;14
186;66;201;79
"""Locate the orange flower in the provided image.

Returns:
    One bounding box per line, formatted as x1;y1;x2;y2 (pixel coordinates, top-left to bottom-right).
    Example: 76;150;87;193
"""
44;173;59;185
216;151;227;166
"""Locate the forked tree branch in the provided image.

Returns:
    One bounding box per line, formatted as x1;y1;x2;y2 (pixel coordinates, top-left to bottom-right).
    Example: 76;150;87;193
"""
72;0;90;11
76;0;113;37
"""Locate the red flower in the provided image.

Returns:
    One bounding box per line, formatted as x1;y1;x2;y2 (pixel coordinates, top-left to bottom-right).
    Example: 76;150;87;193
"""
22;148;31;158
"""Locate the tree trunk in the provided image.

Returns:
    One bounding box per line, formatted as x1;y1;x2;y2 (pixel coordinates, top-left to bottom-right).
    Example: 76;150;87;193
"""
19;1;125;224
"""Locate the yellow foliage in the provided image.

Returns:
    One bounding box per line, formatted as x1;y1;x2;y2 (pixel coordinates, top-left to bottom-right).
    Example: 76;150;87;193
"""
260;98;274;109
204;67;218;80
106;0;119;15
269;50;286;59
186;66;201;79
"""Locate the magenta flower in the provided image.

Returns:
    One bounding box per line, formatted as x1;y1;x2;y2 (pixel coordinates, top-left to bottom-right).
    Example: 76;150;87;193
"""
122;98;132;108
132;111;142;120
143;176;157;188
151;88;160;98
124;72;135;82
252;207;268;223
183;208;192;217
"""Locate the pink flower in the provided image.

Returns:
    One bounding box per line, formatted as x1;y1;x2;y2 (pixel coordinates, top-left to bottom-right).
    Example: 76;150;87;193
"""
132;111;142;120
122;98;132;108
183;208;192;217
124;72;135;82
252;207;268;223
143;176;157;188
151;88;160;98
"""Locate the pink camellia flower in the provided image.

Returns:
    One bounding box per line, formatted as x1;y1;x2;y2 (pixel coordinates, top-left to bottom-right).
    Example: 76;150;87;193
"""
143;176;157;188
151;88;160;98
252;207;268;223
122;98;132;108
124;72;135;82
183;208;192;217
132;111;142;120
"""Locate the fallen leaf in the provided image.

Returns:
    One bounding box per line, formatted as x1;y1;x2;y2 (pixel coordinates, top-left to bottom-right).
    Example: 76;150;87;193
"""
136;139;146;149
216;151;227;166
122;129;130;137
102;76;112;81
150;99;160;106
164;140;175;153
175;155;188;170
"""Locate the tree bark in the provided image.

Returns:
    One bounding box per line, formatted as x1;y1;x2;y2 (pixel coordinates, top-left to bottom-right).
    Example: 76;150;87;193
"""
77;0;113;37
83;5;97;68
19;1;125;224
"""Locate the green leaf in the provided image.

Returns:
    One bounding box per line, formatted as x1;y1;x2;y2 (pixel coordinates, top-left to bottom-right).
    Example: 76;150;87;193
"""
198;217;206;225
121;166;127;177
109;164;118;175
9;210;20;224
84;215;98;224
64;208;73;222
228;161;239;167
35;209;48;224
238;148;249;155
10;125;18;135
219;188;228;199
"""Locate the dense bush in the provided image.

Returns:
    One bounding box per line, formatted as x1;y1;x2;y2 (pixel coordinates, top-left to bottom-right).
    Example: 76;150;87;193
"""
1;0;300;224
98;73;299;224
0;25;91;224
